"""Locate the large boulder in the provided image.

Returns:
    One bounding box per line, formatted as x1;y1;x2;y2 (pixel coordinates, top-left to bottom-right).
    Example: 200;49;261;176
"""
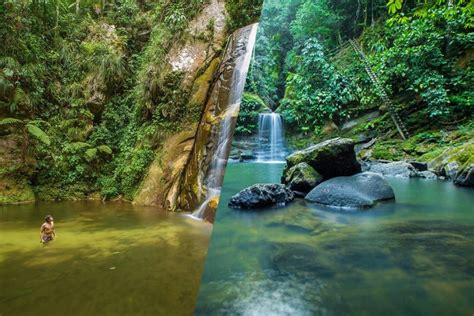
305;172;395;208
284;138;361;180
228;184;295;209
282;162;323;194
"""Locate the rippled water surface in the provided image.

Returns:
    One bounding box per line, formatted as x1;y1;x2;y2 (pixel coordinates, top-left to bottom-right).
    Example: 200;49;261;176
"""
0;201;211;316
196;162;474;315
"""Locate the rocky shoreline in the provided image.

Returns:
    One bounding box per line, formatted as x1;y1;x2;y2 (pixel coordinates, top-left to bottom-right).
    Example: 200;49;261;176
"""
229;137;473;210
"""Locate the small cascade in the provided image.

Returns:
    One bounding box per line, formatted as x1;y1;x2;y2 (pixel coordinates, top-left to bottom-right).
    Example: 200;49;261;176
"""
256;112;287;162
191;23;259;220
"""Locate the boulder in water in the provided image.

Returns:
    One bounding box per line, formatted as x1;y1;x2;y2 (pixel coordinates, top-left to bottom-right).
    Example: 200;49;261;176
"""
443;162;459;180
414;170;438;180
454;164;474;186
367;161;416;178
282;162;323;194
228;184;295;209
305;172;395;208
408;161;428;171
240;150;256;160
284;138;361;180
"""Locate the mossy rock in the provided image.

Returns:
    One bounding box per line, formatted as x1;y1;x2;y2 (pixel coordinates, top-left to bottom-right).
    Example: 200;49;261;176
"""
189;57;221;109
285;138;361;179
0;176;35;204
425;142;474;186
283;162;323;193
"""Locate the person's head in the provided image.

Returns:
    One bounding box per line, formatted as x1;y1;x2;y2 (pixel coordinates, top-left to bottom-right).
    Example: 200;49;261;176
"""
45;215;54;223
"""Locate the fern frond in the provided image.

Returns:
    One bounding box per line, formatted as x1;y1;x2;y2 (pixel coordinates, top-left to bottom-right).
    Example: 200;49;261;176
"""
26;124;51;145
96;145;112;155
85;148;97;161
0;117;23;125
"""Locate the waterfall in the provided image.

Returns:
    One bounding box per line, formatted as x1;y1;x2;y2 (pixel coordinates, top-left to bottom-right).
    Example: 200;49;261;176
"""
256;112;287;162
191;23;259;220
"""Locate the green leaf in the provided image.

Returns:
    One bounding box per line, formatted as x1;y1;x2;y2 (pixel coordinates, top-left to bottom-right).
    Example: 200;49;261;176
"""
69;142;91;150
3;68;14;77
0;117;23;126
26;124;50;145
85;148;97;162
96;145;112;155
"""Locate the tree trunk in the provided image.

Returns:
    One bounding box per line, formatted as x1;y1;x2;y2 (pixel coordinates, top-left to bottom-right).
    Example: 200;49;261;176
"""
76;0;80;14
355;0;361;37
445;0;453;57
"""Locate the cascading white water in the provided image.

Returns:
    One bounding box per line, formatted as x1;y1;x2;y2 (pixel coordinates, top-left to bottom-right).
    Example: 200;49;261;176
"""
256;112;287;162
192;24;259;219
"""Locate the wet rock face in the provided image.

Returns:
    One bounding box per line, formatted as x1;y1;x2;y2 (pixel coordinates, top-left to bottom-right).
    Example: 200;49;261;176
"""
175;24;257;213
305;172;395;208
284;138;361;180
229;184;295;209
282;162;323;194
200;196;220;223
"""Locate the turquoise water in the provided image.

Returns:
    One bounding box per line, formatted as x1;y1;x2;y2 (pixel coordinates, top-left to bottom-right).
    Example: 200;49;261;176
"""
196;162;474;315
0;201;211;316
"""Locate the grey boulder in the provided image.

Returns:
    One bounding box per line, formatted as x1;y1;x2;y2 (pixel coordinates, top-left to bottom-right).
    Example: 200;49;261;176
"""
368;161;416;178
305;172;395;208
415;170;438;180
229;184;295;209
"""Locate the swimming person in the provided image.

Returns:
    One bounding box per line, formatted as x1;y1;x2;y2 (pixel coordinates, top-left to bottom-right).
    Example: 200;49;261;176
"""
40;215;56;244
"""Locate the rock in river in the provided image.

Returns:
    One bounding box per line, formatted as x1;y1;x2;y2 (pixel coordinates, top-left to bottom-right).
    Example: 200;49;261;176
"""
367;161;416;178
229;184;295;209
283;137;361;180
283;162;323;194
454;163;474;186
305;172;395;208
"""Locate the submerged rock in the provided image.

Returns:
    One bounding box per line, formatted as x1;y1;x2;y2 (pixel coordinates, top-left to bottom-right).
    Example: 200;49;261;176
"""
228;184;295;209
283;162;323;194
284;138;361;180
305;172;395;208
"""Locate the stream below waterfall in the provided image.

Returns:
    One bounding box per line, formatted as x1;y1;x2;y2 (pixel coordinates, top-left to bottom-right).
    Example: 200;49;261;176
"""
196;162;474;315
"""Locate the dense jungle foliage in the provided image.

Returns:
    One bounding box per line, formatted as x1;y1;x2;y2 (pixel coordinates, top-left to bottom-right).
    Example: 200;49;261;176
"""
0;0;262;202
239;0;473;154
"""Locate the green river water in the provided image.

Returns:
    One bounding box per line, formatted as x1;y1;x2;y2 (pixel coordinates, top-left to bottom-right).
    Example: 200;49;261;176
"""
196;162;474;315
0;201;211;316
